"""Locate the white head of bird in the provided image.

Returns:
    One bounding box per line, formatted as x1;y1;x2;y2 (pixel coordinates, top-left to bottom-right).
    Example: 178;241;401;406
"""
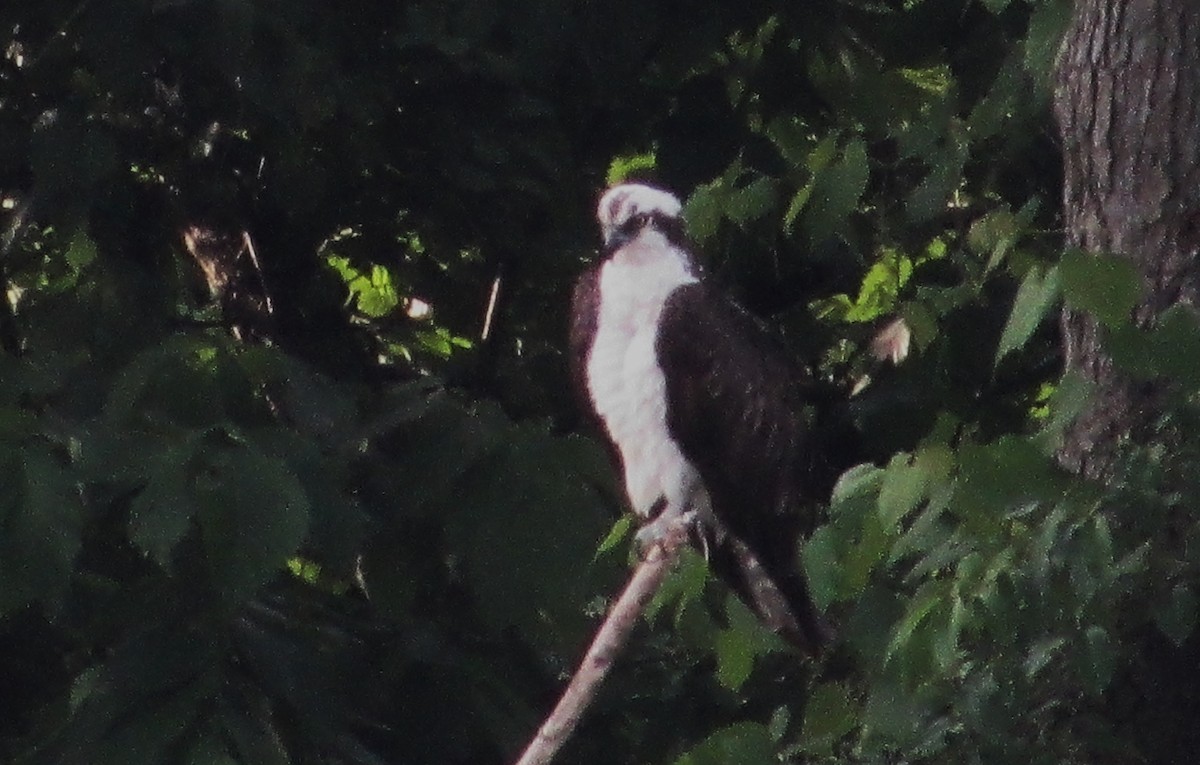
596;184;683;248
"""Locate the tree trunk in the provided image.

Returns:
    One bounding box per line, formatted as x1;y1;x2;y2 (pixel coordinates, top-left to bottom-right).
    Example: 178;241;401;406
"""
1054;0;1200;480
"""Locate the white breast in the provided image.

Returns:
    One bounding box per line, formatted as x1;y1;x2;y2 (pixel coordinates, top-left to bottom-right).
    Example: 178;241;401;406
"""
586;231;704;519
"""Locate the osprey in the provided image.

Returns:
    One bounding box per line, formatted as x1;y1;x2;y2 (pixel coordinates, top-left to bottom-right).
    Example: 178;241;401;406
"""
569;182;831;652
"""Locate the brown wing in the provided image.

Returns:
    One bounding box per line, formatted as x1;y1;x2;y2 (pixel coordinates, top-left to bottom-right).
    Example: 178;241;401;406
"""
656;282;831;651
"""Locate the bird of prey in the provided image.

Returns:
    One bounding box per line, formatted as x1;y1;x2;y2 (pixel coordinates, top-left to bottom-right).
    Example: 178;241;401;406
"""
569;182;832;652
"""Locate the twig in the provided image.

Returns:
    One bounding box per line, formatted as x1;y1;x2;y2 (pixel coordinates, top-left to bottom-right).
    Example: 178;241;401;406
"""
512;518;691;765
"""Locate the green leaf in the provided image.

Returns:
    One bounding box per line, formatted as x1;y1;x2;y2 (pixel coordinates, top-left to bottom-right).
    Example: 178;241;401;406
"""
1060;250;1142;327
886;580;946;664
861;681;928;748
0;446;83;615
447;427;612;641
803;526;839;610
196;440;311;602
954;437;1062;536
765;113;813;167
841;512;892;601
803;138;869;243
65;231;98;270
593;515;632;559
673;722;776;765
684;182;726;243
1155;583;1197;647
1075;625;1115;696
724;176;777;226
831;463;885;508
714;624;756;691
1025;0;1075;87
1147;305;1200;386
1034;371;1094;453
995;264;1060;365
606;150;657;185
647;548;709;624
800;683;856;756
129;441;201;566
844;249;913;323
877;452;925;527
907;139;966;221
1024;635;1065;679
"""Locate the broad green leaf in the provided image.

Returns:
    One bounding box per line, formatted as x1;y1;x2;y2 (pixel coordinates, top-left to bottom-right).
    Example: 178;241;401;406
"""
724;176;777;226
1060;250;1141;327
673;722;776;765
684;182;726;243
967;55;1022;142
842;512;892;601
1033;371;1094;453
1025;0;1075;87
0;446;83;615
1030;503;1069;583
880;444;953;532
861;681;928;748
196;441;311;602
800;683;856;755
803;525;839;610
831;463;884;508
783;133;840;231
1155;583;1197;647
129;441;201;566
765;113;813;167
907;139;967;221
447;428;612;641
1147;305;1200;386
995;264;1060;366
714;625;756;691
886;580;946;664
954;437;1062;536
844;249;913;323
803;138;869;243
877;452;924;527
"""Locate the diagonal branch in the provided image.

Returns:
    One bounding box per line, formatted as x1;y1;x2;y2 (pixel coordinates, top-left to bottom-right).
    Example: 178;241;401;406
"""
512;517;692;765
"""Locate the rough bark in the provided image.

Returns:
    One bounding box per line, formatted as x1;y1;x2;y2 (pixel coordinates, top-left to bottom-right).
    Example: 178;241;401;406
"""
1054;0;1200;480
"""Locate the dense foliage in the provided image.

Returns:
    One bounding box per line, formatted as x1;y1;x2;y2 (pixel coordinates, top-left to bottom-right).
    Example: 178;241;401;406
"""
2;1;1199;763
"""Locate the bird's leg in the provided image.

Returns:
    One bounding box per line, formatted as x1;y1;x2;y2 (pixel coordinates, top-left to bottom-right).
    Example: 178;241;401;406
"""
635;502;698;559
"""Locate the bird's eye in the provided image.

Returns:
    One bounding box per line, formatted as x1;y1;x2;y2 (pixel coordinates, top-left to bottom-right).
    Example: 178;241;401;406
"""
630;212;650;227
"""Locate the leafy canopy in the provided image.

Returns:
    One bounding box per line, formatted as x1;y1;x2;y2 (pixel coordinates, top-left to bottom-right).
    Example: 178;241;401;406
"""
2;1;1198;764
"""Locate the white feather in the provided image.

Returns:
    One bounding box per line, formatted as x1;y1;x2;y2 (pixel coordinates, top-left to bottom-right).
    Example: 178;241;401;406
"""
596;184;684;247
586;227;705;521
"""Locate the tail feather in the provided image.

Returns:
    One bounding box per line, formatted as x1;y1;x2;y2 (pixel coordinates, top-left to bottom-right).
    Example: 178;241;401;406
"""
704;524;833;653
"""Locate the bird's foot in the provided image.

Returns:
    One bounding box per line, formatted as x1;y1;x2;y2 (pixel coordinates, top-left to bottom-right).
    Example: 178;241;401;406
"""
635;510;698;559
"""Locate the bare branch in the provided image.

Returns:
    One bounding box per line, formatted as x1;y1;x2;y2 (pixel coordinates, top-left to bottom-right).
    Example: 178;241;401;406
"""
512;518;691;765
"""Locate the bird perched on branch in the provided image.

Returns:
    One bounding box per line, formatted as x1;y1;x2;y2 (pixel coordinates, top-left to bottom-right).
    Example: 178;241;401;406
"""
568;182;832;652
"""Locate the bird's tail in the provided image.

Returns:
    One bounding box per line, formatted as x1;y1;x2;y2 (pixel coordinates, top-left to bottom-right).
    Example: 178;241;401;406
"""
709;529;834;654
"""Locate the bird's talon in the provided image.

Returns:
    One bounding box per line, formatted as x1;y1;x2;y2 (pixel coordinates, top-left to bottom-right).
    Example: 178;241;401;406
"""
634;510;698;558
